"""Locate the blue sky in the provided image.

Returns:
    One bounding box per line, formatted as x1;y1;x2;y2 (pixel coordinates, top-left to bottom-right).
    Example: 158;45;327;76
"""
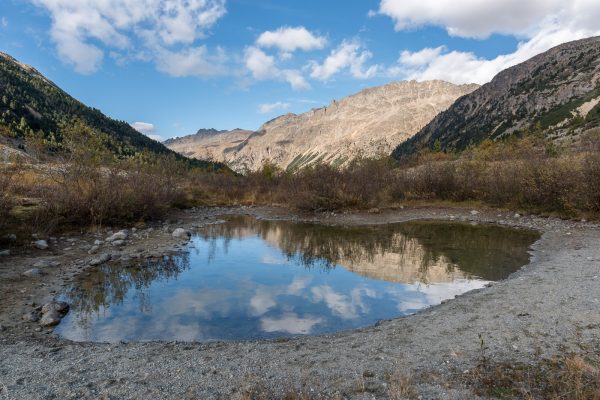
1;0;599;140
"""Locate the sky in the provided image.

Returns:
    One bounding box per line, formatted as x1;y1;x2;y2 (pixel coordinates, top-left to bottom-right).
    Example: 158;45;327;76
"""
1;0;600;141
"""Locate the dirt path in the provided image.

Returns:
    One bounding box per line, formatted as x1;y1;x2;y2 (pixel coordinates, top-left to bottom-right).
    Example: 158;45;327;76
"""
1;206;599;399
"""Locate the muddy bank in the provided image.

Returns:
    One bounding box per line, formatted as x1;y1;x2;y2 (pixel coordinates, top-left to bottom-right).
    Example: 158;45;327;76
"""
1;206;599;399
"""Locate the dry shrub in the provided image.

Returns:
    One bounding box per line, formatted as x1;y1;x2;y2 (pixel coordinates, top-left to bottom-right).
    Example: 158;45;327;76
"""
280;158;395;211
31;123;186;228
470;353;600;400
387;370;418;400
0;164;17;231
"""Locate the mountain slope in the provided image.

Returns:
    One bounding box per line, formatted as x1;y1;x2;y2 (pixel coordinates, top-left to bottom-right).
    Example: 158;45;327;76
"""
0;52;222;169
166;80;478;172
164;128;253;161
392;36;600;158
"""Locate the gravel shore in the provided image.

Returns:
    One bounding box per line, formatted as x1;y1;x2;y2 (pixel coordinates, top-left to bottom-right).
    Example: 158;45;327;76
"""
1;206;599;399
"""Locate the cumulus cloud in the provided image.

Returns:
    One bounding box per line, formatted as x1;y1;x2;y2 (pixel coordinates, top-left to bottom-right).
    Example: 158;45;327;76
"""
130;121;162;141
258;102;290;114
256;26;326;56
381;0;600;84
244;46;310;90
310;40;379;81
155;46;227;77
30;0;227;75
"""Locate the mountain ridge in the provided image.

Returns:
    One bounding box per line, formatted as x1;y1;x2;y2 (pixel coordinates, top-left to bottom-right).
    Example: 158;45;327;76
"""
0;51;224;170
392;36;600;158
165;80;479;172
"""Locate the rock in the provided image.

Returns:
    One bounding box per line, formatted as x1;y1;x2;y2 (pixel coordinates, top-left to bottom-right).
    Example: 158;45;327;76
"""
22;268;43;277
89;253;112;266
106;230;128;242
42;301;69;315
88;245;100;254
39;311;62;327
514;213;521;218
94;240;104;246
0;250;9;256
112;239;127;247
172;228;191;239
470;210;479;215
33;260;60;268
22;311;40;322
5;233;17;241
33;240;49;250
368;208;380;214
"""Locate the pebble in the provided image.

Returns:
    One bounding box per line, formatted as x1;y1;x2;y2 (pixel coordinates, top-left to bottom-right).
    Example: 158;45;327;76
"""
33;260;60;268
22;268;43;277
112;240;127;247
106;231;128;242
89;253;112;266
33;240;49;250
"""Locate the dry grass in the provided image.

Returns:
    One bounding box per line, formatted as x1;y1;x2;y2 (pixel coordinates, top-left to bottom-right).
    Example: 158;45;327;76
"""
387;370;418;400
468;352;600;399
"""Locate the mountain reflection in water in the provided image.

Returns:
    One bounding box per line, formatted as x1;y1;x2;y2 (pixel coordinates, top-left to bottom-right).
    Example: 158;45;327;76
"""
54;217;539;342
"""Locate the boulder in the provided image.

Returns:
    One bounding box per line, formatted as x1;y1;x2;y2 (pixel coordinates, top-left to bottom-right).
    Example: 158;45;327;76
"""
34;240;49;250
112;239;127;247
89;253;112;266
39;311;62;327
172;228;191;239
41;301;69;315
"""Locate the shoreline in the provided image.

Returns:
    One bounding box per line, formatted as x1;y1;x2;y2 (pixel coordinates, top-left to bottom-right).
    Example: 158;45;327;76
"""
1;206;599;399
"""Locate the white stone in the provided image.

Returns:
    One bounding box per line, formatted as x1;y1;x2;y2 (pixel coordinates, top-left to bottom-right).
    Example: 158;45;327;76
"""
172;228;191;239
34;240;49;250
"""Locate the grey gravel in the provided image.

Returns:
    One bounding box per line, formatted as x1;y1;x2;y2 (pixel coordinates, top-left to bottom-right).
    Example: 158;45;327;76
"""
1;206;599;399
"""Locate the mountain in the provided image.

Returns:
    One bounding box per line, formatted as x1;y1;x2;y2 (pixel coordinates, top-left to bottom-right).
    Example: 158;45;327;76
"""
0;52;223;169
164;128;253;161
165;80;478;172
392;36;600;158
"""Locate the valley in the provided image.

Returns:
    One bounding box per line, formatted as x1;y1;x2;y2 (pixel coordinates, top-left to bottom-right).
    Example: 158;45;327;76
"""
1;22;600;400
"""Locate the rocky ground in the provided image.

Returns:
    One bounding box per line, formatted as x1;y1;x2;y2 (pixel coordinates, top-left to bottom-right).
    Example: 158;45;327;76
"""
0;206;599;399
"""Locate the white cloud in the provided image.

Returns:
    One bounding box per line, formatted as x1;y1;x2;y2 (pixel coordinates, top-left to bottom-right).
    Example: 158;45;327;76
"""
258;102;290;114
155;46;227;77
398;46;445;66
260;312;323;334
256;26;326;55
131;121;162;141
382;0;600;84
244;46;310;90
1;17;8;29
310;40;379;81
245;46;279;79
30;0;227;75
377;0;567;39
391;27;600;84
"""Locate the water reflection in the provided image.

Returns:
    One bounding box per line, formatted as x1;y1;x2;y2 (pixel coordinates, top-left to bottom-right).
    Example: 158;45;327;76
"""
54;217;539;342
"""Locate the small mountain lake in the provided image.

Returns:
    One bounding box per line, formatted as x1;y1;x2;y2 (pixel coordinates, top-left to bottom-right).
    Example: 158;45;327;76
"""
54;217;540;342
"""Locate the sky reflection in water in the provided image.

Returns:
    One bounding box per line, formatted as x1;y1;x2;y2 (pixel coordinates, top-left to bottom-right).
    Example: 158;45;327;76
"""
54;217;539;342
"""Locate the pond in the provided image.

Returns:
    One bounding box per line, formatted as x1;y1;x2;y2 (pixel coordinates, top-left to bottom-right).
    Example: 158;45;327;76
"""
54;217;540;342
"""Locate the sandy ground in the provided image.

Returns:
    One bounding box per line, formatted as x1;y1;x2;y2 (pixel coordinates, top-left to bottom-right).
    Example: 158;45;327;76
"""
0;206;599;399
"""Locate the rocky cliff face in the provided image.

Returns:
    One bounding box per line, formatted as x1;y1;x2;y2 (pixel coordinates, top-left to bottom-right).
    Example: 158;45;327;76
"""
393;36;600;158
165;80;478;172
163;129;253;161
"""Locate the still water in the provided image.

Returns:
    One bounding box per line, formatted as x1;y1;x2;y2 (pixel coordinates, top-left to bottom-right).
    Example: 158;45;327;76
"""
54;217;539;342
